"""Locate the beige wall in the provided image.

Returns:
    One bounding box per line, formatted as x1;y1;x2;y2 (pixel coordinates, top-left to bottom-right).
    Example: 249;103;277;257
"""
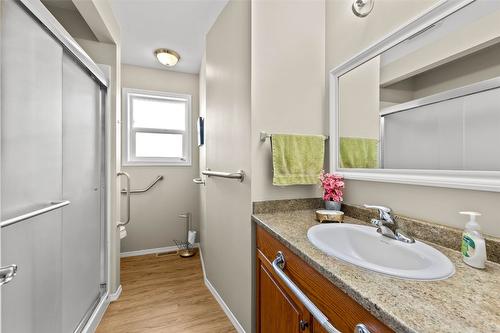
251;0;326;201
326;0;500;237
120;64;200;253
73;0;120;43
339;55;380;138
201;0;253;331
326;0;439;74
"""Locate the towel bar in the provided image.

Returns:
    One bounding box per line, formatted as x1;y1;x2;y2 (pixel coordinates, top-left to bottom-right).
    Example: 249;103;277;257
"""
259;131;329;142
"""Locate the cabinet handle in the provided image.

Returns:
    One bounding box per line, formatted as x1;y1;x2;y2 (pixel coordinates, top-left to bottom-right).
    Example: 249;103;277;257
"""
299;320;309;331
272;252;341;333
0;264;17;286
354;324;372;333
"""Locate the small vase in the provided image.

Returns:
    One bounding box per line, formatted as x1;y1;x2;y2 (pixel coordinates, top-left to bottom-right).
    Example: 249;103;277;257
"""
324;200;341;211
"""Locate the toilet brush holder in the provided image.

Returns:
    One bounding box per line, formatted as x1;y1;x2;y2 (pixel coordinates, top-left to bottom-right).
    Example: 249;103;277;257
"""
175;212;197;258
173;239;196;258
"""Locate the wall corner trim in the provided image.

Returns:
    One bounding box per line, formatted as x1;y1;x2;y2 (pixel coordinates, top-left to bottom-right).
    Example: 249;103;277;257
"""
199;249;247;333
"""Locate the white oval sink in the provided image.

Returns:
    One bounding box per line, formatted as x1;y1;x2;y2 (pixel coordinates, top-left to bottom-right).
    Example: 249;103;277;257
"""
307;223;455;280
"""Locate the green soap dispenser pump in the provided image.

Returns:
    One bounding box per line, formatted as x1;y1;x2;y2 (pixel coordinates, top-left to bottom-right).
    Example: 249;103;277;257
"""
460;211;486;269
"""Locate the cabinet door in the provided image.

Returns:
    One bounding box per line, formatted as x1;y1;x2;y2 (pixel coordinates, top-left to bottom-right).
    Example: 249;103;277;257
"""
257;260;306;333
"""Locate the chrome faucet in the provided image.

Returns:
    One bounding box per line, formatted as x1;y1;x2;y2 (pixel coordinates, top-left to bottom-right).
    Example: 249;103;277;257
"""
364;205;415;243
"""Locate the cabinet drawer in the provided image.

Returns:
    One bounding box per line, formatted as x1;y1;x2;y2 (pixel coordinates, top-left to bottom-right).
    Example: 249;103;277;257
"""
256;225;393;333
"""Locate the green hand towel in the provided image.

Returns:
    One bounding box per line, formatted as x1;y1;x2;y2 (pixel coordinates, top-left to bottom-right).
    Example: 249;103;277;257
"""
272;134;325;186
339;137;379;168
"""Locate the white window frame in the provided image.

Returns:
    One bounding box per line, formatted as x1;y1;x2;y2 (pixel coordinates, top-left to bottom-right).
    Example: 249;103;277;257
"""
122;88;192;166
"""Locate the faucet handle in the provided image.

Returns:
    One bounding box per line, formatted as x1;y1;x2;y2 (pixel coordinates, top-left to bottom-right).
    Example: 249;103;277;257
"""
364;204;394;222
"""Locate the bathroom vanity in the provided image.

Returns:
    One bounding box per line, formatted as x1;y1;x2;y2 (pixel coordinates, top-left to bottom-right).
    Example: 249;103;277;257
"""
253;205;500;333
256;225;391;333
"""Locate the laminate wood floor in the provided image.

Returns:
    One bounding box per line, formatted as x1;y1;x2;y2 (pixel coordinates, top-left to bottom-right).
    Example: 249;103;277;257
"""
96;252;237;333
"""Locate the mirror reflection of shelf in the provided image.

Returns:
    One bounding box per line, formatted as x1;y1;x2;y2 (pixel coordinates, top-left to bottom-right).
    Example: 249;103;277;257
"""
380;38;500;87
379;0;500;88
379;41;500;108
379;76;500;116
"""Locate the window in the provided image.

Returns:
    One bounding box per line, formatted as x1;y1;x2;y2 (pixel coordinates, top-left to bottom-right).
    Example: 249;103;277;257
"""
123;88;192;166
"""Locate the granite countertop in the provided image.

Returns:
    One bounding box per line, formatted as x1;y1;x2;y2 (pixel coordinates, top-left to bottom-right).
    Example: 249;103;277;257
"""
252;209;500;333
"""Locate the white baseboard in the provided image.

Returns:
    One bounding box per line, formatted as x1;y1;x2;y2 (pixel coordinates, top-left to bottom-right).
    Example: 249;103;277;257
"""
120;243;199;258
81;294;110;333
199;248;246;333
108;285;122;302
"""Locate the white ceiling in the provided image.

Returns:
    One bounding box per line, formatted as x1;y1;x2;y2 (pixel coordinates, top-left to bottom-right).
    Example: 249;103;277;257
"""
111;0;228;74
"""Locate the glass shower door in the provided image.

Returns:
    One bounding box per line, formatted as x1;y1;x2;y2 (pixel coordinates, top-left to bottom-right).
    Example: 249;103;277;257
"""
1;1;107;332
61;52;105;333
1;0;64;332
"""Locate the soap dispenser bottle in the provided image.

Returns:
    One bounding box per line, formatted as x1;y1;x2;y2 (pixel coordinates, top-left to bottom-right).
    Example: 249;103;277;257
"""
460;211;486;269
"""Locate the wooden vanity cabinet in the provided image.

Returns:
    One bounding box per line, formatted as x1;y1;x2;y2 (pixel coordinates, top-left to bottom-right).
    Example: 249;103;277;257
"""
257;262;312;332
256;225;393;333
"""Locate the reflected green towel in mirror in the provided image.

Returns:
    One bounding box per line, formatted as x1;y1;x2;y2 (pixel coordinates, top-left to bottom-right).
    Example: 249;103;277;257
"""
339;137;379;168
272;134;325;185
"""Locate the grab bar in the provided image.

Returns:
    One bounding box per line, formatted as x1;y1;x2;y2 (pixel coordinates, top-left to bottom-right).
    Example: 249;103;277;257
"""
121;175;163;194
0;200;70;228
201;169;245;182
117;171;131;227
272;252;341;333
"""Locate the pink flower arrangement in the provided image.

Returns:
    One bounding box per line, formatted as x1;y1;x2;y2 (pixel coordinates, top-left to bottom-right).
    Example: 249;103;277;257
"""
319;171;344;202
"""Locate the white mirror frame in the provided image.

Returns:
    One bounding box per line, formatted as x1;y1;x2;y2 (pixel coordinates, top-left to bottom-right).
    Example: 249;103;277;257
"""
329;0;500;192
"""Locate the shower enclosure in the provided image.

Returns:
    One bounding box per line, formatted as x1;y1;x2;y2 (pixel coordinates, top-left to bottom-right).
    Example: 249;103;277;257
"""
0;0;109;332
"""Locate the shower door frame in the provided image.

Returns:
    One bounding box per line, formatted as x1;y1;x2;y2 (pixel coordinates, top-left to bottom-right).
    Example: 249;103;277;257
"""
1;0;112;332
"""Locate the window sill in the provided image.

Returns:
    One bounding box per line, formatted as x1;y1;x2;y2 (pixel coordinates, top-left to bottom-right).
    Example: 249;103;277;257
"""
122;161;192;167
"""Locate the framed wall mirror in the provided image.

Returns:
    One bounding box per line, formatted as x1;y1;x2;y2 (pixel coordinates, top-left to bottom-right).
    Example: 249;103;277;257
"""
330;0;500;192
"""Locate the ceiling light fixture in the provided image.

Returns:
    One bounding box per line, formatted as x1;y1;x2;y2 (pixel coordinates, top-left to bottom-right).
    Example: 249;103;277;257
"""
352;0;374;17
154;48;180;67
